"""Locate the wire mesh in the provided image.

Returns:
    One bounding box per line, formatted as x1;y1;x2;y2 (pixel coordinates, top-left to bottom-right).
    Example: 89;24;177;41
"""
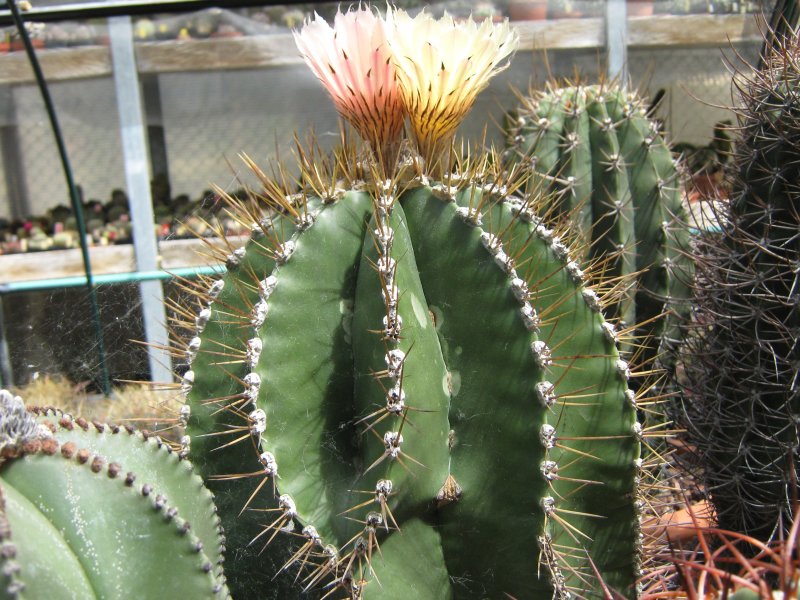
0;1;773;389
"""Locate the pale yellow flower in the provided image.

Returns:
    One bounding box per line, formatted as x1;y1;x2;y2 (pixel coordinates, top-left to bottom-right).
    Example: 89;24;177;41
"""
386;8;518;166
294;8;405;167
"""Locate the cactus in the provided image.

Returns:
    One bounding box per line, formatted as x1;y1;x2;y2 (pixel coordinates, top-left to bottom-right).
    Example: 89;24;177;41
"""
0;389;228;599
678;36;800;541
178;156;644;599
504;83;694;373
163;8;655;599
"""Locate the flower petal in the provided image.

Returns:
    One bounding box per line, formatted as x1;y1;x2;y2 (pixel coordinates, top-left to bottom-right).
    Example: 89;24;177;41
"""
386;8;519;159
294;7;405;160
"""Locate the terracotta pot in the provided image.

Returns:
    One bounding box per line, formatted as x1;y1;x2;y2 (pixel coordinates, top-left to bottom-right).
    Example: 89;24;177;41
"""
642;500;714;544
508;0;548;20
627;0;655;16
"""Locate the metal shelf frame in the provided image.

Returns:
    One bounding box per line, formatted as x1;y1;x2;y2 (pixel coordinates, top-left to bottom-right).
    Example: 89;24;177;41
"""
0;0;772;390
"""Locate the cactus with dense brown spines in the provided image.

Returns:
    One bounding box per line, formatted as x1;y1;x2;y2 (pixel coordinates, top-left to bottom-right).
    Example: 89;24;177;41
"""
504;83;694;377
678;36;800;542
0;390;228;599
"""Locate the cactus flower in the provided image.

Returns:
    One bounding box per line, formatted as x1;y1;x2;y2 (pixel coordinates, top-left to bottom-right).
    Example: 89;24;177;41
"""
386;8;518;167
294;7;405;168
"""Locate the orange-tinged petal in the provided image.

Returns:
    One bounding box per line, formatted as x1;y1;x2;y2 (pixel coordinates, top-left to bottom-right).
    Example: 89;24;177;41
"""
386;8;518;162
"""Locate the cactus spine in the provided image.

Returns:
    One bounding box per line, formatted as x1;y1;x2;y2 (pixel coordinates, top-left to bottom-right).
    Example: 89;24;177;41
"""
680;37;800;541
505;83;693;371
0;390;228;599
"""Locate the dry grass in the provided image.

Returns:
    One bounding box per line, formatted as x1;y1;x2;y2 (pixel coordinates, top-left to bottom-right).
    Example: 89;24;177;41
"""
12;374;182;442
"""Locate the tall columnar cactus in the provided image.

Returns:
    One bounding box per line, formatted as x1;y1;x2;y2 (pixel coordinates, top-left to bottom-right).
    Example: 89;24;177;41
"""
0;390;228;599
175;8;646;599
679;37;800;541
504;83;694;371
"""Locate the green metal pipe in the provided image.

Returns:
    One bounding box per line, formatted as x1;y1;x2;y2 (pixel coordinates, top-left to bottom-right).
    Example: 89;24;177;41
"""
0;265;225;295
7;0;111;394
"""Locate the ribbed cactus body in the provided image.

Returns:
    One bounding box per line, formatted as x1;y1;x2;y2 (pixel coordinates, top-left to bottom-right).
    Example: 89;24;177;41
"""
506;84;693;368
681;43;800;540
181;169;642;599
0;394;227;599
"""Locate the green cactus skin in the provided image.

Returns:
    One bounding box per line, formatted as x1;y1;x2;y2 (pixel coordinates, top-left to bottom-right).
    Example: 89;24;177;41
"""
505;83;693;373
179;153;643;599
679;40;800;541
0;393;228;599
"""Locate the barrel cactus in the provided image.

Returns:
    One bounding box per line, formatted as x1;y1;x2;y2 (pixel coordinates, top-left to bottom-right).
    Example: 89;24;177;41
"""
679;36;800;541
174;7;647;599
0;389;228;599
504;83;694;373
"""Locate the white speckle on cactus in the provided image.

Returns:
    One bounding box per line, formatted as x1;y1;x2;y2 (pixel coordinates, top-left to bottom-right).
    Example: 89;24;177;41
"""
480;231;500;252
243;372;261;405
377;255;396;283
531;340;552;369
374;224;394;251
540;460;559;481
624;389;637;409
431;183;458;201
383;314;403;340
601;321;617;344
381;284;399;311
181;370;195;396
631;422;643;441
383;431;403;459
260;451;278;477
455;205;482;227
550;239;569;261
539;423;556;449
520;302;540;332
386;383;406;414
582;288;602;312
366;511;384;529
566;260;584;283
195;308;211;332
279;494;297;520
251;300;269;328
375;479;393;499
493;250;515;274
208;279;224;300
535;224;554;243
511;277;529;301
385;349;406;380
246;338;263;369
226;247;246;268
276;240;296;265
535;381;557;409
302;525;321;543
297;212;315;230
616;359;631;381
540;496;556;515
187;336;201;363
259;275;278;299
179;404;191;427
249;409;267;436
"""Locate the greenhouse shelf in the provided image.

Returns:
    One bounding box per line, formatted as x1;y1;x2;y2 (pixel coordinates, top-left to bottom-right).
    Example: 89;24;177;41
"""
0;13;765;85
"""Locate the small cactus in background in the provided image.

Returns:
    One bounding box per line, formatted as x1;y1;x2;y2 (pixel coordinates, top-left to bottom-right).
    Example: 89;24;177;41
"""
0;390;228;599
679;35;800;541
174;7;648;599
504;83;694;375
